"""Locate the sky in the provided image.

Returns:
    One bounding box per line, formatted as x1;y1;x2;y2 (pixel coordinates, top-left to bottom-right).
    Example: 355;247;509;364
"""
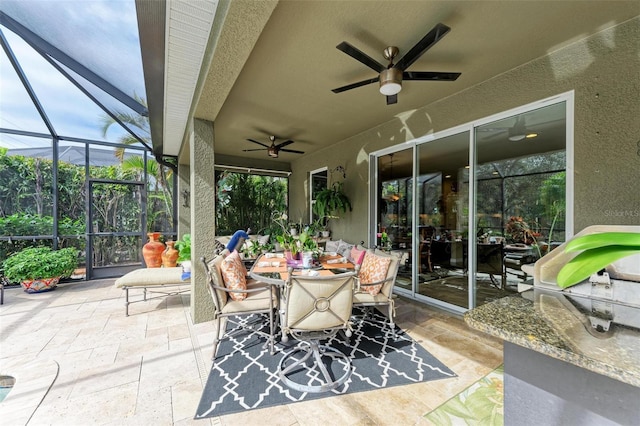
0;0;147;150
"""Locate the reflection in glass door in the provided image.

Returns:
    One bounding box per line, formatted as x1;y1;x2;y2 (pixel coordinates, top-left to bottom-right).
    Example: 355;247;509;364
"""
416;132;470;309
88;179;145;279
376;148;413;291
474;101;567;306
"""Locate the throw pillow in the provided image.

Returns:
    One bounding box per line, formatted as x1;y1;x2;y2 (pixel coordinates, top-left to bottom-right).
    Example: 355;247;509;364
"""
325;239;342;253
220;250;247;301
337;241;354;257
359;253;391;296
350;246;366;265
228;249;248;276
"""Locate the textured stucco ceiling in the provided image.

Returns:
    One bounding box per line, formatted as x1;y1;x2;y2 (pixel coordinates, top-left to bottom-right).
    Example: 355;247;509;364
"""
163;0;639;165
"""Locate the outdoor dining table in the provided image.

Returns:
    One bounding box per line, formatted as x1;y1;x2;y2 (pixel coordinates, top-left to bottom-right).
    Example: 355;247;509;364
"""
249;253;355;285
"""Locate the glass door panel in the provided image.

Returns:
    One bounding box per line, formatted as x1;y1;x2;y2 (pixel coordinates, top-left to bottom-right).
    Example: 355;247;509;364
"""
416;131;470;308
474;101;567;305
376;148;413;291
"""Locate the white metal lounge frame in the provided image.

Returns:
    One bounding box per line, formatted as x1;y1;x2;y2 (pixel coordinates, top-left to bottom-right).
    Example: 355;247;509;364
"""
114;267;189;316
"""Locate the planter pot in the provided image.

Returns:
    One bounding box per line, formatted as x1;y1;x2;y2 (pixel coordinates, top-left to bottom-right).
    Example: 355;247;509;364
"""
181;260;192;273
322;230;330;238
143;232;165;268
284;250;300;261
21;277;59;293
162;241;179;267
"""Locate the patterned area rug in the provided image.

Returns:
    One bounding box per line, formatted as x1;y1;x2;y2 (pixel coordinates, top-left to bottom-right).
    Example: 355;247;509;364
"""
195;308;456;419
424;365;504;425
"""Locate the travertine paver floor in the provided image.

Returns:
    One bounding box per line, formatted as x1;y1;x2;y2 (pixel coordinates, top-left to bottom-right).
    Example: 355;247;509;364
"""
0;278;503;425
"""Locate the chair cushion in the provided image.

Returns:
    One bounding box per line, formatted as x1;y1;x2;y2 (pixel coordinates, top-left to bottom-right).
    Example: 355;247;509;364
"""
359;253;391;296
221;280;275;314
206;256;228;307
353;290;389;304
220;251;247;301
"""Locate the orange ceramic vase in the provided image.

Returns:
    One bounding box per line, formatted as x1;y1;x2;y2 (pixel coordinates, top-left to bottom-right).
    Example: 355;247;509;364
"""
143;232;165;268
162;240;179;268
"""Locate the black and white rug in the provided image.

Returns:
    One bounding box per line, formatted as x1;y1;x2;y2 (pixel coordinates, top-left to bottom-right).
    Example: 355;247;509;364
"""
195;308;456;419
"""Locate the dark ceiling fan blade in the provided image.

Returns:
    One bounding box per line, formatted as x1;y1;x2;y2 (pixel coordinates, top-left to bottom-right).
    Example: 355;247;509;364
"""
394;23;451;71
332;77;379;93
247;138;270;148
279;148;305;154
403;71;461;81
386;94;398;105
275;140;294;149
242;148;267;152
336;41;386;73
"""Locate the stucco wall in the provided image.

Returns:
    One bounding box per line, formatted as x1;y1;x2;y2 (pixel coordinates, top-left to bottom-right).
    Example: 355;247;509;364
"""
290;17;640;243
190;118;217;323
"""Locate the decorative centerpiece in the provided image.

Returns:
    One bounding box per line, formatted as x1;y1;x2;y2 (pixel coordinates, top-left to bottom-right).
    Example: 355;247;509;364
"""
2;247;78;293
272;211;319;264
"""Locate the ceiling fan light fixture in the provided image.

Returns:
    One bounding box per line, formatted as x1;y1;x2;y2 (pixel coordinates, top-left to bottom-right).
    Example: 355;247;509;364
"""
525;132;538;139
379;68;402;96
268;146;279;157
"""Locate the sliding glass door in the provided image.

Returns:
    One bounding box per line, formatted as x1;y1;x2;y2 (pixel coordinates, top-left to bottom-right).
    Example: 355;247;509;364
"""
372;94;570;312
474;101;567;305
415;131;470;309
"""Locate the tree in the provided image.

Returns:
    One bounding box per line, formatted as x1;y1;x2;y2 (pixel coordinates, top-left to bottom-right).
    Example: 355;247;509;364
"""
100;96;174;232
216;171;288;235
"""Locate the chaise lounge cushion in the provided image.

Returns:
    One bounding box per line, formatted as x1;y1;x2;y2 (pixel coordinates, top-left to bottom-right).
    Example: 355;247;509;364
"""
114;267;184;288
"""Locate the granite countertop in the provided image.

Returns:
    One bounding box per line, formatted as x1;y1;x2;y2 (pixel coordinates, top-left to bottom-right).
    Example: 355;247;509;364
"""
464;290;640;388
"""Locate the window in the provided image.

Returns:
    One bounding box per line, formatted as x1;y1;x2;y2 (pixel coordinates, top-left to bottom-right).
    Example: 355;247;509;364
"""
215;169;288;235
309;167;327;223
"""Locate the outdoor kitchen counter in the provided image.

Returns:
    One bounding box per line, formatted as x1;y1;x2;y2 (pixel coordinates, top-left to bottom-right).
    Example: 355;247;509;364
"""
464;291;640;388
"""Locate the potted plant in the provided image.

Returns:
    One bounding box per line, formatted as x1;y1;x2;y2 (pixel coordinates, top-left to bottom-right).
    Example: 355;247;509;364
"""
2;247;78;293
312;181;352;231
272;211;316;260
174;234;192;272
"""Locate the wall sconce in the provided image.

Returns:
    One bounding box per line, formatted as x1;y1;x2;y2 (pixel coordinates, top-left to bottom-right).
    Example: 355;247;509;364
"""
181;189;190;208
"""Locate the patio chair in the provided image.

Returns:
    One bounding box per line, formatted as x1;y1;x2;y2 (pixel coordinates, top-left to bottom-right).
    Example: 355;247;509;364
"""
278;269;357;393
201;255;278;360
353;251;400;338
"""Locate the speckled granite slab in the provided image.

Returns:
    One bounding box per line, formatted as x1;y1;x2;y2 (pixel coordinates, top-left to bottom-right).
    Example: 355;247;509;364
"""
464;292;640;388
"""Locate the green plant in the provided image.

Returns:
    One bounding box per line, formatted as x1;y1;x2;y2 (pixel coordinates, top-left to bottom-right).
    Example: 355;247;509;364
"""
271;211;318;256
174;234;191;263
312;182;352;226
3;247;78;283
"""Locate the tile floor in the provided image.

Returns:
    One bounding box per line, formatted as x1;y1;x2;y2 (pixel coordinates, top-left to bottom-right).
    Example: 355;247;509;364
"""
0;278;503;425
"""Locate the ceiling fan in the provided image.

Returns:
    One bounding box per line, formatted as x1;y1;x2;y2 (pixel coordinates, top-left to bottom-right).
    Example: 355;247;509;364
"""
242;136;305;158
332;22;461;105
